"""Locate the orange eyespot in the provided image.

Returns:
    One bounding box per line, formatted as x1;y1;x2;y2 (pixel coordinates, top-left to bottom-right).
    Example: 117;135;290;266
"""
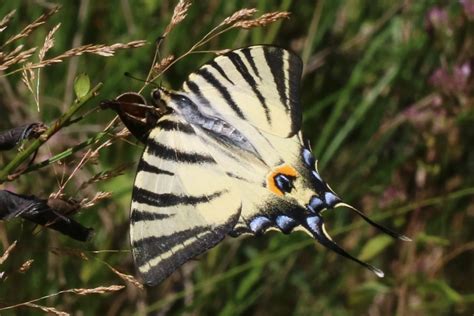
267;164;298;196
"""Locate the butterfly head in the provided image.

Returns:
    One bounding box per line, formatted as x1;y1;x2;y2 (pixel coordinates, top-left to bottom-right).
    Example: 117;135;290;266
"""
151;87;174;110
101;92;166;143
151;88;163;102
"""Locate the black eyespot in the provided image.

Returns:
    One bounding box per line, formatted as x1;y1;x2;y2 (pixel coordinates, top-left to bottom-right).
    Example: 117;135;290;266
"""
151;89;161;100
274;174;293;193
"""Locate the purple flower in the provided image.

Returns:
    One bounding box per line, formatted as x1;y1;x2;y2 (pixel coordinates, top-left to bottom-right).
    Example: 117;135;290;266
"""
429;62;472;93
379;186;406;208
425;6;449;31
461;0;474;20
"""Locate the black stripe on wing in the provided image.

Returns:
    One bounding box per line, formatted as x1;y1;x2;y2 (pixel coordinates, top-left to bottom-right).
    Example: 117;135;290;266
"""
133;225;209;268
263;48;287;110
241;47;261;80
225;171;255;183
132;187;225;208
286;51;303;133
156;119;194;134
227;52;271;124
195;68;245;119
131;209;173;223
209;60;235;85
137;159;174;176
184;80;212;109
134;212;240;286
146;139;215;163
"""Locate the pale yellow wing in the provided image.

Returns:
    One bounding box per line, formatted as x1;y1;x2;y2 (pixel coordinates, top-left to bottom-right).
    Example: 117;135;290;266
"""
181;45;303;138
130;114;241;285
139;45;408;285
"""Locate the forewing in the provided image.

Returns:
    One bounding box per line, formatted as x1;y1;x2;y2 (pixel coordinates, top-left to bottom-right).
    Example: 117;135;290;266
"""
182;46;303;138
130;114;241;286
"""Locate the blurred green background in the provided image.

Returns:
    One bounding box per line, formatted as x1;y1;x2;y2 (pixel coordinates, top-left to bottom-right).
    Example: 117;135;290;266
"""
0;0;473;315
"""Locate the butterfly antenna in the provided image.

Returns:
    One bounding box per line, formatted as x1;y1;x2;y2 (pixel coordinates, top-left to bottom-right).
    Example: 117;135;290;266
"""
304;215;385;278
124;72;159;87
337;202;411;242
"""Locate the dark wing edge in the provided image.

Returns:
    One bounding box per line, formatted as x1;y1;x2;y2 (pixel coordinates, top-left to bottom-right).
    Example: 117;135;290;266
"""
134;211;240;286
258;45;303;136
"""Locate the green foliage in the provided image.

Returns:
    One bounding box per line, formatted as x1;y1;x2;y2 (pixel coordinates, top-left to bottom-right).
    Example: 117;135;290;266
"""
73;73;90;99
1;0;473;315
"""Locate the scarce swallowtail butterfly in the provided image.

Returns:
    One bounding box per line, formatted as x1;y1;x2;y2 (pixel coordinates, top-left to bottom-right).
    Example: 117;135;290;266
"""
105;45;410;286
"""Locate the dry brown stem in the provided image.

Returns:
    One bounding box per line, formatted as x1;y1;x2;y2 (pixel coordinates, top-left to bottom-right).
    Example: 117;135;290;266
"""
0;240;17;264
50;247;89;261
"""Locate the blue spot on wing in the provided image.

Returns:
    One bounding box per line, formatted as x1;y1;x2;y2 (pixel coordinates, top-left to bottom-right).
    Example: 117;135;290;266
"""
249;216;272;233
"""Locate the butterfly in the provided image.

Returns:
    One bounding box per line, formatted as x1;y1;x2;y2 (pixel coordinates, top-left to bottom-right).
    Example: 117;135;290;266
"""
105;45;409;286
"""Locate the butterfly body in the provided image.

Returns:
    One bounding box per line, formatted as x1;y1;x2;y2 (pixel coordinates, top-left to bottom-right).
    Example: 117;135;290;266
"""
113;46;408;286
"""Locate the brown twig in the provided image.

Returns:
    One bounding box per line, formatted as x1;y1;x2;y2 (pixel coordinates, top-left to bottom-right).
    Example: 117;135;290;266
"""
0;240;17;264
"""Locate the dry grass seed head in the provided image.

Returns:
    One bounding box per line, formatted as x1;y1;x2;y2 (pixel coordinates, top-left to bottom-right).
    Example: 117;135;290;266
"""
221;8;258;26
163;0;192;37
105;263;144;290
0;10;16;33
234;11;291;29
21;63;36;95
3;6;59;47
4;44;25;59
24;303;69;316
152;55;175;77
79;164;129;190
26;40;147;70
18;259;34;273
39;23;61;61
71;285;125;295
80;191;112;209
0;47;37;71
115;127;131;138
